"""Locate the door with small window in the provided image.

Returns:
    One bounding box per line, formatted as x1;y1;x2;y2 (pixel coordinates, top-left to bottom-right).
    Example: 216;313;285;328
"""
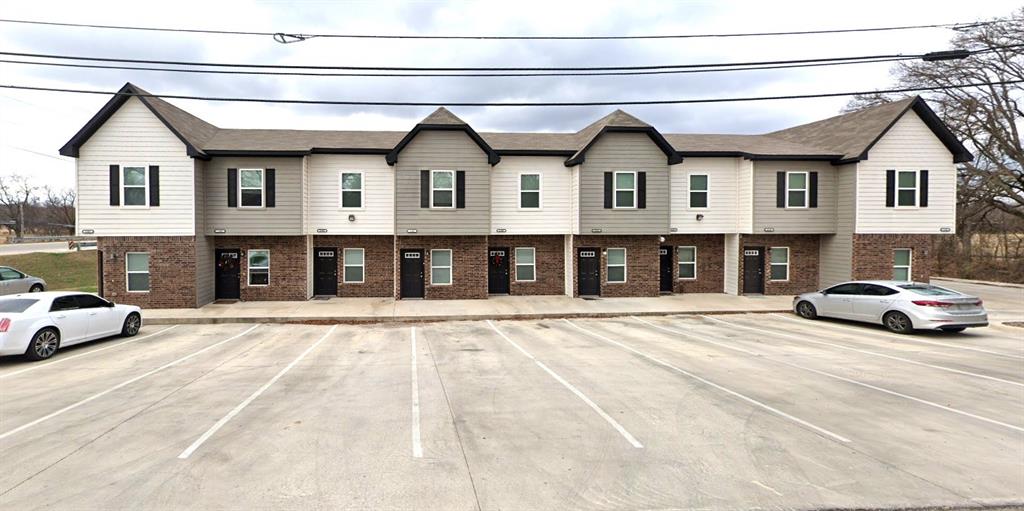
742;247;765;294
215;249;241;300
313;248;338;296
577;248;600;296
400;250;425;299
488;248;510;295
659;246;673;293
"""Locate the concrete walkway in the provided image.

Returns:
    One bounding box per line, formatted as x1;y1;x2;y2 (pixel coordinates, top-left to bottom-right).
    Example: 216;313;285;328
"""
143;293;793;325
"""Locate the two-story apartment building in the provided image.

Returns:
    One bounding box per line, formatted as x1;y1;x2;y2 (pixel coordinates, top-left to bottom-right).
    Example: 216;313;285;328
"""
59;83;970;308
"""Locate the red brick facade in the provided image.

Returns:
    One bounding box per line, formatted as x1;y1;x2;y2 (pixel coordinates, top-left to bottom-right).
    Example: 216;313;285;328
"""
395;235;488;299
739;234;820;295
571;235;660;297
214;236;308;301
664;234;724;293
97;236;197;308
852;234;933;282
488;235;566;296
313;235;394;297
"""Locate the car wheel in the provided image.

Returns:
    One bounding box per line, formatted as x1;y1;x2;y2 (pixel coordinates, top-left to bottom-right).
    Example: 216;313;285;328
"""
883;311;914;334
25;328;60;361
796;301;818;319
121;313;142;337
29;284;44;292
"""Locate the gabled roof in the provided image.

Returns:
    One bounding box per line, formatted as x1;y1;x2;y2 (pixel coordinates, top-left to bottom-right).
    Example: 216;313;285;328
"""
385;107;501;165
664;134;840;160
768;96;973;163
59;83;218;159
565;109;682;166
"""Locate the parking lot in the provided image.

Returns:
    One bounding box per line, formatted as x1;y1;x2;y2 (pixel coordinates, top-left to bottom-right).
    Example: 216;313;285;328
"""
0;313;1022;510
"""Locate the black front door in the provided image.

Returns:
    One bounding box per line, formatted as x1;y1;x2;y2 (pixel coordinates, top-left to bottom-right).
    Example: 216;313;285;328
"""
400;249;425;299
577;248;600;296
659;245;673;293
743;246;765;294
488;247;510;294
313;247;338;296
215;249;241;300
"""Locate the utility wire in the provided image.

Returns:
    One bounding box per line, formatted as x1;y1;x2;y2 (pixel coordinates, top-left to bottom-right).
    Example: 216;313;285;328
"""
1;80;1019;107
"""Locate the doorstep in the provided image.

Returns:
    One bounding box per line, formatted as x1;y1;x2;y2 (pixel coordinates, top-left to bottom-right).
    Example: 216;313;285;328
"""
141;293;792;325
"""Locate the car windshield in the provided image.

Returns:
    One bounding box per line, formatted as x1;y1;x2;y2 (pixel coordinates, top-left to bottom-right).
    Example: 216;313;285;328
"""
0;298;38;313
898;284;958;296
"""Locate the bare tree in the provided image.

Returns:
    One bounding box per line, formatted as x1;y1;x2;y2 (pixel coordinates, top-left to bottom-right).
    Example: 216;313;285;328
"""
0;174;38;239
44;186;76;234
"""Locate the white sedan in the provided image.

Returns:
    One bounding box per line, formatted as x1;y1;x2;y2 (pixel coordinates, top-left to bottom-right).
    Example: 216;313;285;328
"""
0;291;142;360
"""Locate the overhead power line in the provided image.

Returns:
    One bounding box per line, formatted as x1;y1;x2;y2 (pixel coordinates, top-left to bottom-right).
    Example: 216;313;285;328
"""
1;80;1019;107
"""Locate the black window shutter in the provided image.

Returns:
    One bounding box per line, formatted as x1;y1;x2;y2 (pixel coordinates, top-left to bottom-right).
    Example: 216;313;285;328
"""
776;172;785;208
109;165;120;206
227;168;238;207
919;170;929;207
637;172;647;209
420;170;430;208
885;170;895;207
265;168;276;208
456;171;466;208
603;172;613;209
809;171;818;208
148;165;160;207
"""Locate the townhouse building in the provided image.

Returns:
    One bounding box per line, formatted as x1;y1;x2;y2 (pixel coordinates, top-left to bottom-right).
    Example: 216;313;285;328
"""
59;83;970;308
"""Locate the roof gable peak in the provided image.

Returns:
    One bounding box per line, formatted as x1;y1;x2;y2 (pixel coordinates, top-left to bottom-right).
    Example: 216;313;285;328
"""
419;107;468;126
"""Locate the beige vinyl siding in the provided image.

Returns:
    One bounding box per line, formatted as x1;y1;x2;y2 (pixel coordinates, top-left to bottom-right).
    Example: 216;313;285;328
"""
724;233;739;294
490;156;571;234
563;234;574;295
856;111;957;234
569;165;580;235
193;160;214;306
736;159;754;233
579;132;670;234
752;161;837;234
76;97;195;236
205;156;303;235
819;163;857;287
395;130;490;235
670;157;742;233
307;154;394;235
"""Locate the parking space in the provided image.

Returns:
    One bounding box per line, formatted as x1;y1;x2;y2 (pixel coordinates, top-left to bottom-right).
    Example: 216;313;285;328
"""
0;315;1021;510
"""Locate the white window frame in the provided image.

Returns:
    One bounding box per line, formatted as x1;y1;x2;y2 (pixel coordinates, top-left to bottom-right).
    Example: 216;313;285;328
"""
430;249;452;285
677;246;697;280
687;173;709;210
125;252;150;292
895;170;920;208
769;246;790;282
247;249;270;287
430;169;456;209
518;173;542;210
514;247;536;282
238;168;265;209
893;248;912;281
339;171;364;210
606;248;627;283
613;171;637;209
343;248;365;283
785;171;808;209
120;165;149;208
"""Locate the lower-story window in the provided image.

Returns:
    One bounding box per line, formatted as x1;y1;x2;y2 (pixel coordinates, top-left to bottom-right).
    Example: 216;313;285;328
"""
344;248;364;283
770;247;789;281
248;249;270;286
125;252;150;292
515;247;536;281
606;248;626;283
431;249;452;285
893;248;912;281
678;246;696;279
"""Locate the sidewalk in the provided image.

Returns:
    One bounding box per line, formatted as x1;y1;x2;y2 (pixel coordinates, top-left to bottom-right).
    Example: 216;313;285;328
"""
142;293;793;325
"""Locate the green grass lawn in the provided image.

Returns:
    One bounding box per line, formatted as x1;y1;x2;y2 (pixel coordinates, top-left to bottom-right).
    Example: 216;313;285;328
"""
0;251;98;292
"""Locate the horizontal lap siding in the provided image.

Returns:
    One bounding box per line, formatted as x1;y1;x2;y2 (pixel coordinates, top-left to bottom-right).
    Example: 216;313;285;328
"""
819;163;857;287
752;161;837;234
580;133;669;234
490;156;571;234
308;154;394;235
670;157;742;234
194;160;215;306
77;98;194;236
204;156;303;235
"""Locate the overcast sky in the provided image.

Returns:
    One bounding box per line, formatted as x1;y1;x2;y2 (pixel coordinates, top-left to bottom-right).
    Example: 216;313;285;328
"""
1;0;1019;191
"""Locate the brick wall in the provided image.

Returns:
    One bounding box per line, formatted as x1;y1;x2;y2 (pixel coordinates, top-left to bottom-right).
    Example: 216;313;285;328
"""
313;235;394;297
98;236;197;308
664;234;724;293
852;234;933;282
215;236;308;301
488;235;565;296
739;234;820;295
572;235;660;297
395;236;487;299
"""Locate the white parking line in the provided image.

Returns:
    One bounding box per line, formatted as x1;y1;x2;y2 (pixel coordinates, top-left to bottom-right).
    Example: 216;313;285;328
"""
411;327;423;458
769;313;1024;360
485;320;643;449
706;316;1024;388
178;325;338;459
0;325;180;380
569;319;851;444
0;324;260;441
634;317;1024;434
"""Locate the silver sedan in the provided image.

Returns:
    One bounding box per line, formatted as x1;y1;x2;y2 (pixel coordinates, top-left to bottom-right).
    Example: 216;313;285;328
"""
0;266;46;295
793;281;988;334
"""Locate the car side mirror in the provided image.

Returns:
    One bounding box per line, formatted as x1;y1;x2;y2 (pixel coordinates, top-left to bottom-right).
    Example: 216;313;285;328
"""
105;300;115;307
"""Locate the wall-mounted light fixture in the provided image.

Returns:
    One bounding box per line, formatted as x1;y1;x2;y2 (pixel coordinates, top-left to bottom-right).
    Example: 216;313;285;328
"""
348;215;356;222
696;214;704;221
658;236;666;243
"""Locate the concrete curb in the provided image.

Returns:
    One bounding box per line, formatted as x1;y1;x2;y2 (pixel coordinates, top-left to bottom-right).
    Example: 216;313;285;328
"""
933;276;1024;289
143;308;793;325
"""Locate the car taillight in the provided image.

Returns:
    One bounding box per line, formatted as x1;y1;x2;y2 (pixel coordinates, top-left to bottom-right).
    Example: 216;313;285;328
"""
0;318;10;332
974;299;984;306
912;300;953;307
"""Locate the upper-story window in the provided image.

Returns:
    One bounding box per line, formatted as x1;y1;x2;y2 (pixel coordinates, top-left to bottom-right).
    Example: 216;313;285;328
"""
519;174;541;208
785;171;808;208
340;172;363;208
122;166;148;206
239;169;264;208
613;171;636;208
688;174;708;209
431;170;455;208
896;171;918;207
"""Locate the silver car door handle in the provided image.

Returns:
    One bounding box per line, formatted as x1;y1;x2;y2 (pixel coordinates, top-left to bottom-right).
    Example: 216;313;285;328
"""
56;314;67;319
88;312;97;316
